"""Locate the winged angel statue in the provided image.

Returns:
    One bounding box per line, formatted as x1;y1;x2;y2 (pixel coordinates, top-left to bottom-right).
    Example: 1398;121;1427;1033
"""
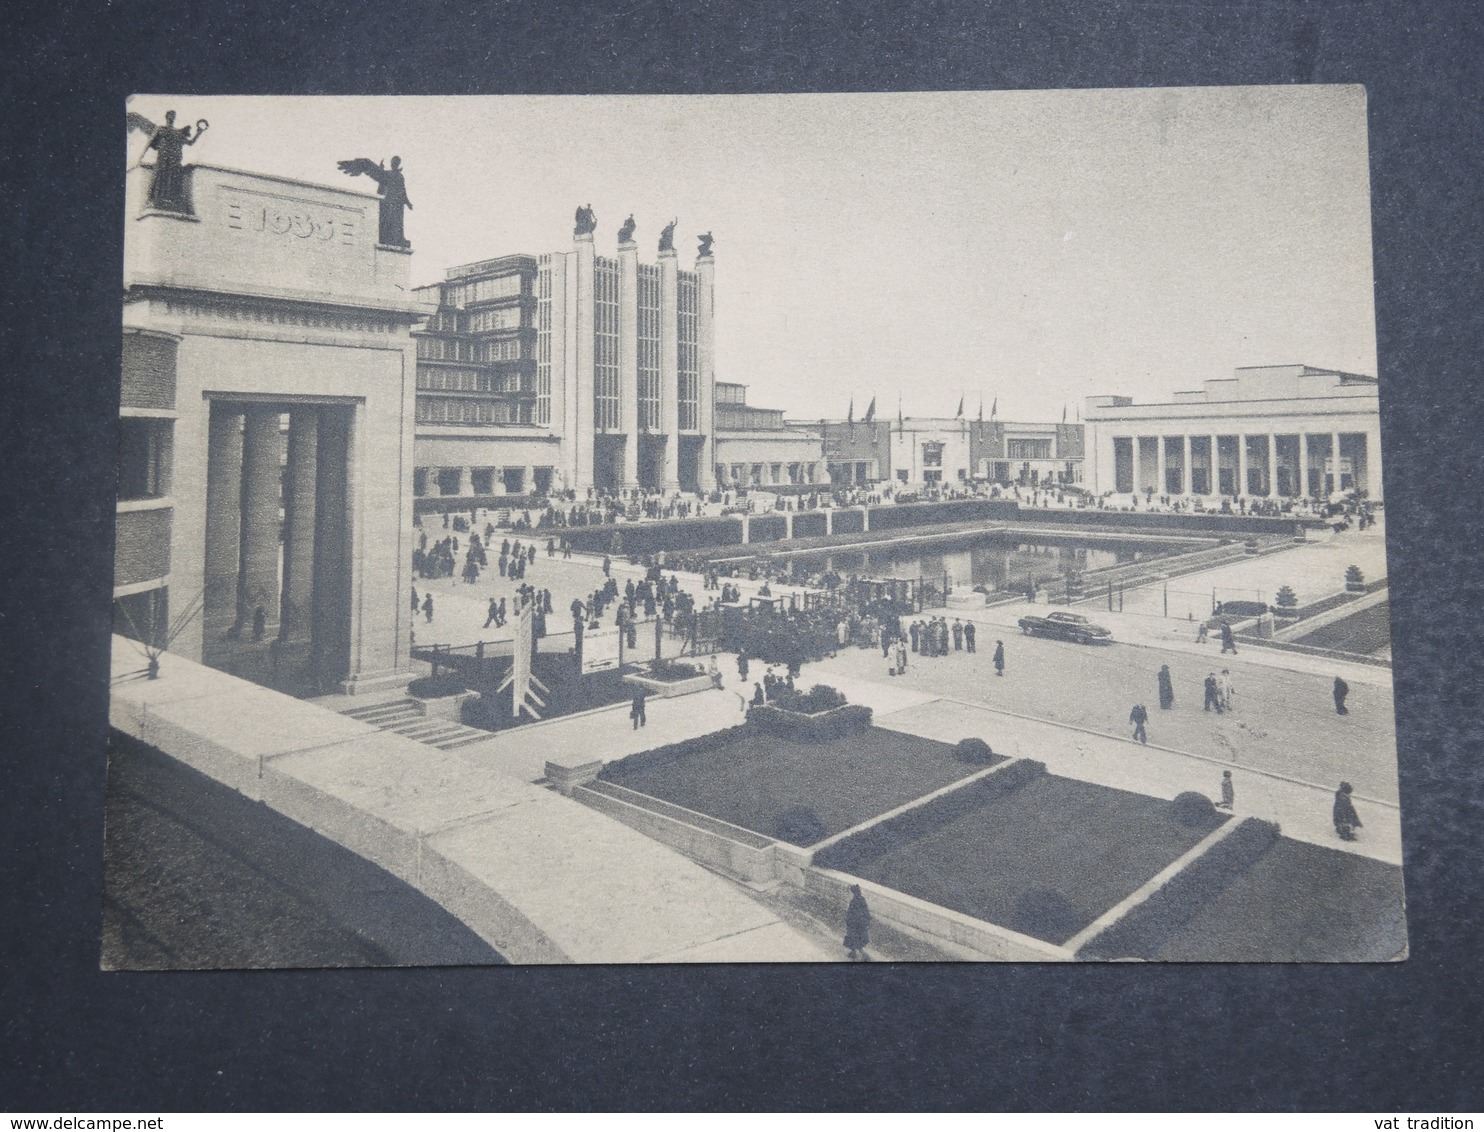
336;156;412;248
126;109;208;213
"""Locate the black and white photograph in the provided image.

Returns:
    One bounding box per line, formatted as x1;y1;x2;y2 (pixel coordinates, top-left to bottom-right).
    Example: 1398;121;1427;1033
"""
105;87;1405;968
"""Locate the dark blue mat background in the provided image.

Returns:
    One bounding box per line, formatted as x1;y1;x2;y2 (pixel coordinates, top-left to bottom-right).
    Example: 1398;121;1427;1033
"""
3;0;1480;1111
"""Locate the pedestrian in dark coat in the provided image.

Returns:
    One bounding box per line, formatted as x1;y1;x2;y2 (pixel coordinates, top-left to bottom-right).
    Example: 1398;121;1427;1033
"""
992;640;1005;677
1129;703;1149;744
422;594;434;623
1333;676;1350;715
738;651;750;681
1333;781;1362;840
751;682;765;707
630;687;647;730
1220;621;1238;654
952;620;964;651
1157;664;1175;709
844;884;871;961
411;586;420;613
484;599;499;629
909;621;920;653
1203;673;1221;713
1217;770;1235;810
964;621;976;652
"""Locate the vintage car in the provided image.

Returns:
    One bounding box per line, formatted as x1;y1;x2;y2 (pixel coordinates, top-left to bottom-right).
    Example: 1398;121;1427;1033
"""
1016;609;1113;644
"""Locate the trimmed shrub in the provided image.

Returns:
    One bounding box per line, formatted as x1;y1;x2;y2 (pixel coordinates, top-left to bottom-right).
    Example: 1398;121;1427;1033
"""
1171;790;1218;827
1345;564;1366;591
1274;585;1298;609
747;703;873;742
408;672;466;699
770;683;848;715
955;737;995;764
773;806;828;846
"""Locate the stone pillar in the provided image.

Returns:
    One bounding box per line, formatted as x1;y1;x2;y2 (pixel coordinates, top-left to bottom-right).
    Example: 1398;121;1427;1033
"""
1266;433;1277;497
1155;436;1167;496
573;233;596;492
785;512;794;539
825;509;833;536
203;403;244;631
696;251;717;491
1181;435;1192;495
238;406;282;629
862;506;871;532
1209;434;1220;496
524;465;535;495
1298;433;1309;498
455;466;471;497
1331;431;1343;493
280;408;319;640
618;239;641;489
1367;427;1384;501
1236;434;1248;498
659;246;681;492
312;408;352;688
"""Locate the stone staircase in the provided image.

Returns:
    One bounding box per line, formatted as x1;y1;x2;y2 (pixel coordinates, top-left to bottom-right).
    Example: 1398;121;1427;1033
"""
339;698;494;751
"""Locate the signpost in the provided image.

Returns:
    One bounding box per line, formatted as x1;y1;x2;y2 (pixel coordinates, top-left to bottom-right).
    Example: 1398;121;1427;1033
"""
495;603;548;720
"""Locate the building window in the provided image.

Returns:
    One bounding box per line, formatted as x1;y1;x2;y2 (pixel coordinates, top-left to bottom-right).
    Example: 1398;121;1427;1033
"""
1007;438;1053;460
594;256;620;430
921;441;944;468
536;259;552;426
118;417;171;500
470;468;495;495
437;469;462;496
677;272;699;430
533;467;554;494
413;468;428;496
637;263;661;432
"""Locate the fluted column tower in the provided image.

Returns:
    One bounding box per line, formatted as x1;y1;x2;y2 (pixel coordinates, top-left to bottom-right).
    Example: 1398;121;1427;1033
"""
618;238;641;489
659;245;681;492
696;249;717;491
572;232;596;491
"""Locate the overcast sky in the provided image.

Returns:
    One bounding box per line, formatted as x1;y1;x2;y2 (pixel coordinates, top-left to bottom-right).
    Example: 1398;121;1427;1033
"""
127;88;1376;422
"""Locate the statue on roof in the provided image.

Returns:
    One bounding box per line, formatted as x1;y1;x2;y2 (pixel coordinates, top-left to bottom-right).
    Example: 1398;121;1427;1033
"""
618;214;636;244
127;109;209;214
697;232;714;257
574;204;597;236
658;218;677;254
336;156;412;248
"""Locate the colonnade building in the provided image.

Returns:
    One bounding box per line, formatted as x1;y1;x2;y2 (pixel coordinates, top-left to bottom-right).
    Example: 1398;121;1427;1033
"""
1083;365;1383;501
118;159;428;696
821;418;1084;488
411;225;718;500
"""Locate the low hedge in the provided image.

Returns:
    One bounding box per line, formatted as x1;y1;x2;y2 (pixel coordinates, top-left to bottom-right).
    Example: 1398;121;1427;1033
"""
747;702;873;742
409;672;468;699
599;725;748;780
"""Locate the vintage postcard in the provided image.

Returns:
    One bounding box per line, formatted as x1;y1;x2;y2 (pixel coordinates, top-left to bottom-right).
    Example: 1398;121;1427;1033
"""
105;88;1404;966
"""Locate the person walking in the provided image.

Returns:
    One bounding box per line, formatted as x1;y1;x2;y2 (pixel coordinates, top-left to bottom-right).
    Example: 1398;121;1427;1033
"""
963;620;977;653
483;598;499;629
1219;669;1236;713
1129;703;1149;745
1157;664;1175;710
1203;672;1222;713
1333;781;1362;840
422;594;434;623
411;585;420;614
630;686;647;730
1196;620;1209;645
1220;621;1238;655
708;655;723;689
1217;770;1235;810
992;640;1005;677
1333;675;1350;715
844;884;871;961
737;651;750;682
909;620;920;653
952;619;964;651
751;682;765;707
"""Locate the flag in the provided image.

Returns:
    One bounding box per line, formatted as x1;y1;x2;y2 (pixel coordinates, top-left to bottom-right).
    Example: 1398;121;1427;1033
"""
990;397;997;420
897;395;904;434
1062;404;1068;424
864;397;876;424
978;397;984;422
847;397;854;425
955;396;964;418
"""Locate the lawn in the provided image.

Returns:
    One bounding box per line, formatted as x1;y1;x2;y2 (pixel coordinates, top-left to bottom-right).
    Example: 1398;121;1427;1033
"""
842;773;1227;944
1144;837;1407;961
599;725;984;845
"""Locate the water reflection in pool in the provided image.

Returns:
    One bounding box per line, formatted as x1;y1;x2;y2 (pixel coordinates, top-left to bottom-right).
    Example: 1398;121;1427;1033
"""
789;535;1185;594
